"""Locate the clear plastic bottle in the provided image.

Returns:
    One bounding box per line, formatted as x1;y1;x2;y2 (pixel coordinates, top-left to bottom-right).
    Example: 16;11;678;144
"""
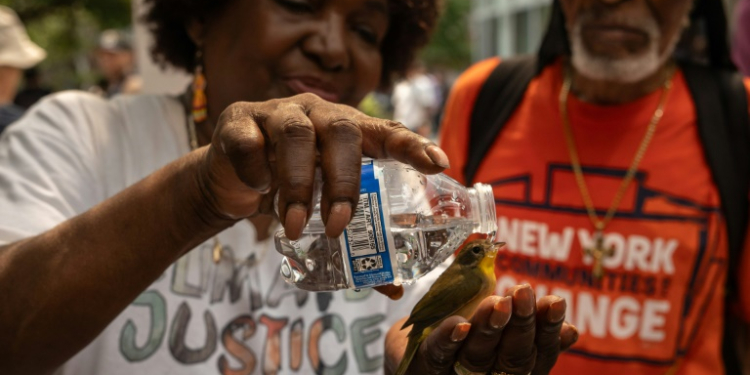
274;159;497;291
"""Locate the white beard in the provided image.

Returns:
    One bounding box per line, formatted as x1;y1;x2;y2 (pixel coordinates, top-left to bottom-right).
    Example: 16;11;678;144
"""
569;12;680;83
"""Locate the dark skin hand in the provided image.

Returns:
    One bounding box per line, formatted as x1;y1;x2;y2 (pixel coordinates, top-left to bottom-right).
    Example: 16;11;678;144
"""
0;0;572;374
0;93;446;375
0;0;418;371
385;285;578;375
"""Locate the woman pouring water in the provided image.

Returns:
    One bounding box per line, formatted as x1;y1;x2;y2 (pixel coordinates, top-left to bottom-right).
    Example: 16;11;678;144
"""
0;0;575;374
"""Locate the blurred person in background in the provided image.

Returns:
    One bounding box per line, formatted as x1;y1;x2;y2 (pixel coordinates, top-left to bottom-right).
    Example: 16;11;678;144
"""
440;0;750;374
0;0;575;374
430;68;452;136
90;29;142;98
0;5;46;133
14;68;53;110
733;0;750;76
391;60;439;138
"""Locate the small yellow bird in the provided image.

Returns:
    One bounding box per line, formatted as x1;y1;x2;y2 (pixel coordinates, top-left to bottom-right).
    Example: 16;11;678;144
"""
395;239;504;375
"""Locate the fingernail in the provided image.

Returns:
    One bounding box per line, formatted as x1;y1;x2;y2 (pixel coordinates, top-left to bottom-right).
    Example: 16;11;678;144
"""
560;323;579;350
514;285;535;317
284;204;308;240
426;145;450;169
325;202;352;237
451;323;471;342
490;296;512;329
548;297;566;323
382;285;404;301
566;324;580;347
392;286;404;301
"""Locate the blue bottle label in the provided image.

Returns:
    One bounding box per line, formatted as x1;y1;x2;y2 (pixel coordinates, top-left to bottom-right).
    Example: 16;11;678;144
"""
342;160;395;289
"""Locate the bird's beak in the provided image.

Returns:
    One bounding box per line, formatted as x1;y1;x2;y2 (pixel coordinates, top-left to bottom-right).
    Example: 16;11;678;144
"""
486;242;505;258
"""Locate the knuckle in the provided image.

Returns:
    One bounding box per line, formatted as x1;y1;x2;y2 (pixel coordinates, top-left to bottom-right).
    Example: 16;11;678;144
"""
217;126;264;160
218;102;254;126
384;126;419;149
327;119;362;137
227;135;264;158
387;124;412;138
476;324;502;339
536;335;561;356
276;101;305;114
538;321;563;336
460;352;495;370
295;92;321;103
221;102;246;119
385;120;409;131
280;119;315;140
281;168;314;191
324;122;363;148
497;346;537;373
420;338;460;370
509;314;536;331
424;348;454;370
326;177;359;195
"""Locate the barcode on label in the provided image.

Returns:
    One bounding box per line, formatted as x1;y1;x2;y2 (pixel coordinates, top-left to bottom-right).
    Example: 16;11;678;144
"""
352;256;384;273
347;194;377;257
369;192;386;253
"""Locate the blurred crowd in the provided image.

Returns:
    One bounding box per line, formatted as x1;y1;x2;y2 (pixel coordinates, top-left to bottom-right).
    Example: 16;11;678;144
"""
0;6;140;132
7;0;749;138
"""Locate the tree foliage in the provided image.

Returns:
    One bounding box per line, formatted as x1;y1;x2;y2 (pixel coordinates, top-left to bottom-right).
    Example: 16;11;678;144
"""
1;0;131;27
1;0;473;89
0;0;132;89
421;0;472;70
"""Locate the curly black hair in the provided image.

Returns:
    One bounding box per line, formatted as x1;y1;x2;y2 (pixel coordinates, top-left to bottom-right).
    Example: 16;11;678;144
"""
142;0;440;88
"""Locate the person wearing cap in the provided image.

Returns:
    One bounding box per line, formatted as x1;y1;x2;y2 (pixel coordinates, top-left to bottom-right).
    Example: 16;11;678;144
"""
0;5;45;133
90;29;142;98
440;0;750;374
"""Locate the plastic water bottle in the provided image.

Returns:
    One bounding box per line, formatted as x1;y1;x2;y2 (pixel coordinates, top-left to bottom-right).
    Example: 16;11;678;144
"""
274;159;497;291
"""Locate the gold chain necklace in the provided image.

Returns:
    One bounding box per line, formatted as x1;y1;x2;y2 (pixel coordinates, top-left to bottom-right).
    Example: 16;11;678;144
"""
559;64;675;279
186;112;224;264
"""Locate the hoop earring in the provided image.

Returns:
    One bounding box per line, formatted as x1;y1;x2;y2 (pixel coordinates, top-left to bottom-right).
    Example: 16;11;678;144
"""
192;49;208;123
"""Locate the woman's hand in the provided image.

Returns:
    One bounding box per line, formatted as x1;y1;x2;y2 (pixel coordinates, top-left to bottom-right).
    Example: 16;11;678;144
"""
198;93;448;239
384;285;578;375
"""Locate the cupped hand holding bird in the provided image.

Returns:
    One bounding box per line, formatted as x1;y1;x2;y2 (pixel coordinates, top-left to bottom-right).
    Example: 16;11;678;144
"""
384;240;578;375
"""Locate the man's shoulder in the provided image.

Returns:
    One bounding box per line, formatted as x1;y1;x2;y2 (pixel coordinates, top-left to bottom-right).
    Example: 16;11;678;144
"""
451;57;502;96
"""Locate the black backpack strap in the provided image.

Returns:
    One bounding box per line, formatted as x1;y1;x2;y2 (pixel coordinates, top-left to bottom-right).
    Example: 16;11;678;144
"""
682;64;750;289
682;63;750;375
465;56;538;185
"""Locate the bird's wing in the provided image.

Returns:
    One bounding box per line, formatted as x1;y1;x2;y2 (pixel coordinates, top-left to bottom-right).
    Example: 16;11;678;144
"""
402;267;484;336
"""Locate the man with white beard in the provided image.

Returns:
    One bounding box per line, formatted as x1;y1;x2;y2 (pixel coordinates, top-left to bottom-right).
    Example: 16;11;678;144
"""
439;0;750;374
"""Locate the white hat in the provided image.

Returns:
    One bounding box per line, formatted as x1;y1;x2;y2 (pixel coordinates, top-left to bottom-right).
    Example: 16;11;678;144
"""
0;6;46;69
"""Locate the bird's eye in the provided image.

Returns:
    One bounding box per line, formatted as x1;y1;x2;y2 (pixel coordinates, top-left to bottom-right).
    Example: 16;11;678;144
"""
471;246;482;255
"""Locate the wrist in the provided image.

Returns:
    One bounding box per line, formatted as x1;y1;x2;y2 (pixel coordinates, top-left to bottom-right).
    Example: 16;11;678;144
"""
182;147;240;232
190;143;265;222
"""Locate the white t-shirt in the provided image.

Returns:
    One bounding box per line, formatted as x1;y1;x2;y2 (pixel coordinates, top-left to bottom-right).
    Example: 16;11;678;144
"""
0;91;441;375
391;74;439;132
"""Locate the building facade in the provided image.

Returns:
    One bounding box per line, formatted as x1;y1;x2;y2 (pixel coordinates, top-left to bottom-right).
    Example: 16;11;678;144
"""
470;0;741;62
470;0;553;61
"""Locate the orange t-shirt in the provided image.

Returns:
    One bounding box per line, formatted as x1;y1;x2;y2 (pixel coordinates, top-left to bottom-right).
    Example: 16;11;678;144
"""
439;58;750;375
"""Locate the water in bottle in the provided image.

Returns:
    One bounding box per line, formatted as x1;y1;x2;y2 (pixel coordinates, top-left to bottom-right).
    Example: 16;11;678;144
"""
274;159;497;291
